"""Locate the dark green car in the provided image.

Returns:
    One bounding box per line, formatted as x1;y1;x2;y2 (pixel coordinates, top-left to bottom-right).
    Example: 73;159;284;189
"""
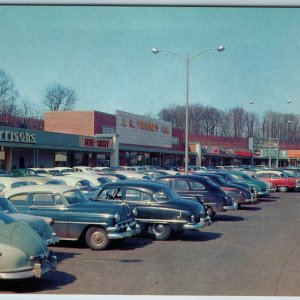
4;185;141;251
94;180;211;241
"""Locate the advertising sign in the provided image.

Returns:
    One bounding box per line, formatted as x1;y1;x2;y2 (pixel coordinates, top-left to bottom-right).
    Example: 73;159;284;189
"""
116;110;172;148
251;137;279;158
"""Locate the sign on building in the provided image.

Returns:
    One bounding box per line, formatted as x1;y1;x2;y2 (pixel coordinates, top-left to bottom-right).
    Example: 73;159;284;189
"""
116;110;172;148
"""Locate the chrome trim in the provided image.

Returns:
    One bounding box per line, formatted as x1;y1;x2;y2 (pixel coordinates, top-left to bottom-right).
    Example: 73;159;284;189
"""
223;202;238;211
0;256;57;280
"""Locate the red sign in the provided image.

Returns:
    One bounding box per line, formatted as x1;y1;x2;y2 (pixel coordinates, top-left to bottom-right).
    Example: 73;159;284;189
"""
80;137;112;149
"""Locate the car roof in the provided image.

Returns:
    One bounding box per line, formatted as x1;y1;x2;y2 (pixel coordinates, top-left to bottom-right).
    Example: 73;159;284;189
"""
100;180;169;190
4;184;78;197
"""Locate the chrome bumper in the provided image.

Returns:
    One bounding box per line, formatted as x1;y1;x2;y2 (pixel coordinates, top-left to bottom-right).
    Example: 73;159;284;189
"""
107;224;141;239
0;255;57;280
46;233;60;245
183;216;211;230
245;194;257;203
223;202;238;211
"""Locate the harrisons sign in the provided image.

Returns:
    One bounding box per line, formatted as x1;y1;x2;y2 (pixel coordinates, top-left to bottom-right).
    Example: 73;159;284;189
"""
116;110;172;148
0;130;36;144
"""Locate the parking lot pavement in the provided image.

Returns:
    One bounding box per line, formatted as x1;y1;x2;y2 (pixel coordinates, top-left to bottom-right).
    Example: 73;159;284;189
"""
1;193;299;296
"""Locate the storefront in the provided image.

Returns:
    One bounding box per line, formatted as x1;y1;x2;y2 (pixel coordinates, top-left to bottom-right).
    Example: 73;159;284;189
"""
0;126;115;170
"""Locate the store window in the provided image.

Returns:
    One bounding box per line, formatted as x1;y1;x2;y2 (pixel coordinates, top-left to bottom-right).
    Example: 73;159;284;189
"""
102;126;115;134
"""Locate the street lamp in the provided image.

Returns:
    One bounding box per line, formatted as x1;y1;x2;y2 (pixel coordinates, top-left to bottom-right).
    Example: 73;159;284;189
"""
249;99;291;168
152;45;225;174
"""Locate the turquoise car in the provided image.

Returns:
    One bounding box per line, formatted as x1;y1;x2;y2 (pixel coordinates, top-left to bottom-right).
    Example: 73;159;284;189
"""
0;197;59;245
0;212;57;279
217;171;269;197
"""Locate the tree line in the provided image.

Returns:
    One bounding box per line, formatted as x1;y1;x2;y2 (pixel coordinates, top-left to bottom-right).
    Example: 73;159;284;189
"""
1;66;298;143
0;68;78;129
158;104;300;143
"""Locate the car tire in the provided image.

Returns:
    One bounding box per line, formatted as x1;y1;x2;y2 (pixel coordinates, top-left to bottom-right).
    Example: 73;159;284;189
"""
277;186;288;192
150;224;172;241
85;227;110;250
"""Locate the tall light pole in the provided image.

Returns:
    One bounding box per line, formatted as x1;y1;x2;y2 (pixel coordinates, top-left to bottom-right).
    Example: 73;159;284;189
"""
152;46;225;174
249;99;291;168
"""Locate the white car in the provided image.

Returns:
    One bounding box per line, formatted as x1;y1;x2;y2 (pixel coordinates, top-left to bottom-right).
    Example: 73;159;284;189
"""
0;177;38;194
73;166;97;174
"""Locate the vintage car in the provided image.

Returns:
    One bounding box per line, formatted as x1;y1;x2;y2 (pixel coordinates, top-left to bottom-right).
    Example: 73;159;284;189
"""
0;196;59;245
94;180;211;241
255;170;300;192
20;175;99;198
155;175;237;217
0;212;57;279
214;171;270;197
0;176;38;194
193;173;257;206
4;185;141;251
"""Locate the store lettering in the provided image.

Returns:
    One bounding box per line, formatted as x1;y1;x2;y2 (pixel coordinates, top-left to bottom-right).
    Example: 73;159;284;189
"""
84;138;109;148
0;130;36;143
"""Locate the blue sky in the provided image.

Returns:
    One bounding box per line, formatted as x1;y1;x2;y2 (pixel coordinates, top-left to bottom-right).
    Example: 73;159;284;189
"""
0;5;299;116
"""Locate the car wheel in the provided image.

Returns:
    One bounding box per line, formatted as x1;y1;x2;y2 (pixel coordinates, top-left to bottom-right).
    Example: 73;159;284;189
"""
85;227;110;250
277;186;288;192
150;224;172;241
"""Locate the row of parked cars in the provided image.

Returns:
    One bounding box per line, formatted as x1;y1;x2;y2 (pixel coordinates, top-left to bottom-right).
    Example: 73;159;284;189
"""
0;165;298;280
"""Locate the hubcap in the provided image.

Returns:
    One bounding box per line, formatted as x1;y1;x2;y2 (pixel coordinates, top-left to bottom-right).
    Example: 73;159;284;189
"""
92;232;104;245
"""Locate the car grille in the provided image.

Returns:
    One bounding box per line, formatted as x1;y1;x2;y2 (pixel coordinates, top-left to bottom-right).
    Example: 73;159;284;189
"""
116;219;137;232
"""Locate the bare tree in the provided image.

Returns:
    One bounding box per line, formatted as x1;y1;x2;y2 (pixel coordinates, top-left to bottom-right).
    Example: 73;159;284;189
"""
43;83;78;111
0;68;19;123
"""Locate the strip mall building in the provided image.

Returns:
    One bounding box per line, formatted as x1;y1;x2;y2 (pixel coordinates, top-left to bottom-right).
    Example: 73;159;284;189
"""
0;109;300;170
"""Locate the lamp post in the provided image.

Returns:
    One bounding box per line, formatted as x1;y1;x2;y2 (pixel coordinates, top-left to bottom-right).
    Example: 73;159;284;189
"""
152;45;225;174
249;99;291;168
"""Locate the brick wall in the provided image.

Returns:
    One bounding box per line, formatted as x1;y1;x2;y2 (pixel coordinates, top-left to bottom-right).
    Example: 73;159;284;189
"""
44;111;95;136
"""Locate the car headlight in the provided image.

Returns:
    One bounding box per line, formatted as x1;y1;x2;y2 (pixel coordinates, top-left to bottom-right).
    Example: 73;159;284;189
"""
114;213;120;223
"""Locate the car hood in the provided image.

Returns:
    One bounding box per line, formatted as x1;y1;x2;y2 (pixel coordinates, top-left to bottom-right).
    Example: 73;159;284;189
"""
76;201;133;220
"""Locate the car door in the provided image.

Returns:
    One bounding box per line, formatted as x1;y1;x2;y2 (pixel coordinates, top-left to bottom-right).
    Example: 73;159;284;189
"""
120;188;153;223
30;192;69;239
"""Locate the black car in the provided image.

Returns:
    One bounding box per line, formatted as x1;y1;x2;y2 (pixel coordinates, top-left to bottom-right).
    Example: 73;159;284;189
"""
156;175;237;217
193;173;257;206
94;180;211;241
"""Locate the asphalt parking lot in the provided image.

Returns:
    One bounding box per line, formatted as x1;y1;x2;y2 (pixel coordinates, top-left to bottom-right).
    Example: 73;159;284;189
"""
1;192;299;296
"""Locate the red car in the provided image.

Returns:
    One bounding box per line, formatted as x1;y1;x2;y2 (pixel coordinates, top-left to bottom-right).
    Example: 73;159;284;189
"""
255;170;300;192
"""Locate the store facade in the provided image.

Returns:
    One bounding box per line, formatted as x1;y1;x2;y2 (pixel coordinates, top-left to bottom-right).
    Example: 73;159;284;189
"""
0;109;288;169
0;126;116;170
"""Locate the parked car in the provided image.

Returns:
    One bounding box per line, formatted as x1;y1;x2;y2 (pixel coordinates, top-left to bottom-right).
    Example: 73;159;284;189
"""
0;177;38;194
9;168;40;177
0;212;57;279
193;173;257;206
0;196;59;245
4;185;141;251
94;180;211;241
156;175;237;217
255;170;300;192
214;171;270;197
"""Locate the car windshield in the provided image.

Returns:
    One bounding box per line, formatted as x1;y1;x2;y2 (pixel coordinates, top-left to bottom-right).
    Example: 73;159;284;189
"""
0;197;18;213
230;172;252;181
63;189;88;205
153;188;181;202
